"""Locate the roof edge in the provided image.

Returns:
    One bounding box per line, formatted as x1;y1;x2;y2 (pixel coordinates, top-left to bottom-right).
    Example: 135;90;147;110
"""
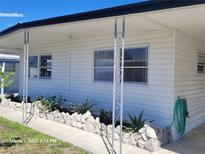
1;0;205;37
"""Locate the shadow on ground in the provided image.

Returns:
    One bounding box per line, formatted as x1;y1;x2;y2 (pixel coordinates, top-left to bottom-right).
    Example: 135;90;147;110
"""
163;124;205;154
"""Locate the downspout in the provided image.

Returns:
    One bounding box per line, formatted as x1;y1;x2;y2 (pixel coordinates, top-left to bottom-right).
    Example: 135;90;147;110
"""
67;35;71;102
170;29;176;141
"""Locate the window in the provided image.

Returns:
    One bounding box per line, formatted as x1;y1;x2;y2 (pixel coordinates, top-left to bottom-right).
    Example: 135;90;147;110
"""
29;56;38;78
198;51;205;73
29;56;38;67
40;55;52;78
94;50;113;81
94;47;148;83
122;47;148;83
5;62;15;72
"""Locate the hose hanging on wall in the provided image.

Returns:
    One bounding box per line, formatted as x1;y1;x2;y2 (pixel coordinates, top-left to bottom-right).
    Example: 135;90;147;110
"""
170;96;189;136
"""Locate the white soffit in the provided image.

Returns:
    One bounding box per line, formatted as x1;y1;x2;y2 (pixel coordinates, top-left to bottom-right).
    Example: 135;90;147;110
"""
147;5;205;42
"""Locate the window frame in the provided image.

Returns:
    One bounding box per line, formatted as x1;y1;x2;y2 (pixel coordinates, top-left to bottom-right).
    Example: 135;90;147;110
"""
93;45;149;84
5;62;16;72
93;49;114;82
29;56;38;68
29;55;39;78
39;55;52;79
122;46;149;84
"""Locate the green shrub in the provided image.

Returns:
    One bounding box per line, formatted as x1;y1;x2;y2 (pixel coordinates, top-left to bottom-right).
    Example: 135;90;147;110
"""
39;96;67;112
98;109;112;125
124;111;153;133
74;98;95;114
49;96;67;111
40;98;56;112
5;93;32;103
0;70;14;89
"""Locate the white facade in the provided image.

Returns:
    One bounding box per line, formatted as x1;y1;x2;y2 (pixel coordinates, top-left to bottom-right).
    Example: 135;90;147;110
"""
18;29;174;128
17;27;205;137
174;31;205;133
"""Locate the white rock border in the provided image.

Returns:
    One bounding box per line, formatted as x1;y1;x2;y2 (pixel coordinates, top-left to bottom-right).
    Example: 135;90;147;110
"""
0;98;162;152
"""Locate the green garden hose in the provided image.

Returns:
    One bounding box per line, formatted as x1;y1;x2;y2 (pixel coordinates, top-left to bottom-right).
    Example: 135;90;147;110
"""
170;96;189;136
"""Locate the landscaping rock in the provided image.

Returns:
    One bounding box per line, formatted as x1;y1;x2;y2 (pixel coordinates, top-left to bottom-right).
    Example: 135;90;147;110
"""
84;111;91;119
137;139;145;149
144;124;157;139
65;117;71;125
129;133;137;146
141;133;148;141
123;133;131;144
138;128;145;134
0;97;162;152
82;123;94;132
144;138;160;152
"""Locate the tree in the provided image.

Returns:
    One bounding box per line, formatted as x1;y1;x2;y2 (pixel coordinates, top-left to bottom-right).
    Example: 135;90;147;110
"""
0;67;14;91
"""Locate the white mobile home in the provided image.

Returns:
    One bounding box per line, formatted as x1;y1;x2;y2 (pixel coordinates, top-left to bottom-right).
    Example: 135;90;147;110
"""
1;0;205;140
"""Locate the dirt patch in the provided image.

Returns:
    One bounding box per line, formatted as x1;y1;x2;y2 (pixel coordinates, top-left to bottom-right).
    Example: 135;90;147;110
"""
0;125;6;131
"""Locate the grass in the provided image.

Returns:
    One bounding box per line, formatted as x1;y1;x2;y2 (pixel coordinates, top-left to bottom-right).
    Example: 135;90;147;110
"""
0;116;88;154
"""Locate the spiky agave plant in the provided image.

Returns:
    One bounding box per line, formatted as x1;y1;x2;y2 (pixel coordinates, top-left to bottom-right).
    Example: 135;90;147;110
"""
124;111;153;133
75;98;96;114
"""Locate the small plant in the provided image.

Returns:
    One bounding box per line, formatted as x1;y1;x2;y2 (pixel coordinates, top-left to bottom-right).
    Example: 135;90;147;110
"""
98;109;112;125
36;96;44;101
5;93;32;103
124;111;153;133
40;98;56;112
75;98;95;114
39;96;67;112
50;96;67;112
0;69;14;90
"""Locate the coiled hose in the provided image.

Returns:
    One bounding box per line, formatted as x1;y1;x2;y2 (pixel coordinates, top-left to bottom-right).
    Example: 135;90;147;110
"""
170;96;189;136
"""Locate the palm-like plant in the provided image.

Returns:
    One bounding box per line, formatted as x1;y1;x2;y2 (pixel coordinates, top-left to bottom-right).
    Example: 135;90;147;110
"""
99;109;112;125
75;98;95;114
124;111;153;133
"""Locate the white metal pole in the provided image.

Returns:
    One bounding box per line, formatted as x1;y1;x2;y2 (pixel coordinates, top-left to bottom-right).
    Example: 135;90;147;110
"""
120;17;125;154
22;30;26;123
1;62;5;95
112;18;117;154
25;30;29;119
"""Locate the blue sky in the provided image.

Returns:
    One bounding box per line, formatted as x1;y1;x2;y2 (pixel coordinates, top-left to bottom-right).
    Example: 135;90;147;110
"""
0;0;146;31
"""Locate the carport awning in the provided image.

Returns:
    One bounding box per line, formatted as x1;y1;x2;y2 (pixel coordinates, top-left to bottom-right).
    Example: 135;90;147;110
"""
0;1;205;49
148;4;205;42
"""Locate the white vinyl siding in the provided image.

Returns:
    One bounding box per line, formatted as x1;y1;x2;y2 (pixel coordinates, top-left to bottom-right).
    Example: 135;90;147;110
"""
174;31;205;136
19;30;174;128
70;31;174;128
19;41;69;98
